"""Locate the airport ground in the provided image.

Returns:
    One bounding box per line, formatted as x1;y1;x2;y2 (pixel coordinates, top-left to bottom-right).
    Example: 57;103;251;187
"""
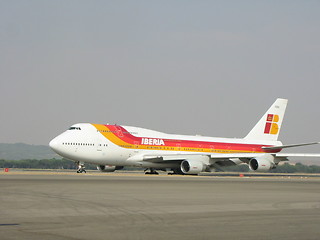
1;170;320;240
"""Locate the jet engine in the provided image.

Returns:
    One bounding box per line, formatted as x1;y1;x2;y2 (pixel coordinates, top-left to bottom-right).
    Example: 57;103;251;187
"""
249;155;275;172
97;165;124;172
180;160;205;175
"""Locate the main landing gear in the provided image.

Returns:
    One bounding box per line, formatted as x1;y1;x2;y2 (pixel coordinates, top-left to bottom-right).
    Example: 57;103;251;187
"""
144;168;159;175
76;161;86;173
168;168;184;175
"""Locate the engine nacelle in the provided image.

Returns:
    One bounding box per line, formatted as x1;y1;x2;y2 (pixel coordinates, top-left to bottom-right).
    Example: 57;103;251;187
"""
97;165;124;172
249;155;275;172
180;160;205;175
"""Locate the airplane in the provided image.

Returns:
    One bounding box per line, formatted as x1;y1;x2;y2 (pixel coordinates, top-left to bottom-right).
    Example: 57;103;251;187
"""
49;98;320;175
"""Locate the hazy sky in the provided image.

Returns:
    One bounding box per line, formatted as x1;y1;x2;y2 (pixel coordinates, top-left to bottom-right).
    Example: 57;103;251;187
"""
1;1;320;149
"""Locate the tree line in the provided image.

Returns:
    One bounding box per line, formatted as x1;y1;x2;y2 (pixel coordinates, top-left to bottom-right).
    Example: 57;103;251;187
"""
0;158;97;170
1;159;320;173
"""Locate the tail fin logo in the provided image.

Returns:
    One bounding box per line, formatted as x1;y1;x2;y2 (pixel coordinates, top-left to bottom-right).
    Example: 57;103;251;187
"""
264;114;279;135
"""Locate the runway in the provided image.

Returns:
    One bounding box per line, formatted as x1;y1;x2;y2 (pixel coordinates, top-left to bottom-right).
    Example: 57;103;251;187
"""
1;172;320;240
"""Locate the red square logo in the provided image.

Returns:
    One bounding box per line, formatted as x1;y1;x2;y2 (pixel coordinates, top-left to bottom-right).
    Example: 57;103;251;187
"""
266;114;273;122
264;122;272;134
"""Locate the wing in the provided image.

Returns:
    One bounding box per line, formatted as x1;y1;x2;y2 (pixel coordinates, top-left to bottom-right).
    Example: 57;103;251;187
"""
127;152;268;169
127;152;320;167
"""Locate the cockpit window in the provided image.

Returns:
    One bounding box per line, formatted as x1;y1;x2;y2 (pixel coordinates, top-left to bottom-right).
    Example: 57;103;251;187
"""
68;127;81;130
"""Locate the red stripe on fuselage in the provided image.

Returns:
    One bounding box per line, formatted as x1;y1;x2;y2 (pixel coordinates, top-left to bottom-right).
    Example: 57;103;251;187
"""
104;125;279;153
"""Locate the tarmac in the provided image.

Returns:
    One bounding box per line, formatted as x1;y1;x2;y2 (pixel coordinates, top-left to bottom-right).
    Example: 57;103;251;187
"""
1;170;320;240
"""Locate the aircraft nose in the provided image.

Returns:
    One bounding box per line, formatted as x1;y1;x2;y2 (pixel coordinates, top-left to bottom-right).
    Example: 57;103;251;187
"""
49;137;59;152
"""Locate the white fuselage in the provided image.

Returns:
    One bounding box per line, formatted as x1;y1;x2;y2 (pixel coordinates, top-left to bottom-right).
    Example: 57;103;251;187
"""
49;123;279;169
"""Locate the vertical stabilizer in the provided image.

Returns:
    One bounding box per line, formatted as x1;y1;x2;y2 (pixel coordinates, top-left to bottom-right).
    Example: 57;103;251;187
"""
244;98;288;141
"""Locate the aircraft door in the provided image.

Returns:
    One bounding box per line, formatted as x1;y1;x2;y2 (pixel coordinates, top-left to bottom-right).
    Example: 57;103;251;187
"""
210;145;215;153
96;138;103;152
176;143;181;151
96;142;102;151
134;141;139;152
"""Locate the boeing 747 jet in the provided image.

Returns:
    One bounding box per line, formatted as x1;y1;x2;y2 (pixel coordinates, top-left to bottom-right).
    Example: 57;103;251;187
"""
49;98;320;174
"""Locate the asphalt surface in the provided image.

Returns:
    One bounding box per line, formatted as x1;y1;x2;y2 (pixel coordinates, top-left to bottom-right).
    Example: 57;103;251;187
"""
1;172;320;240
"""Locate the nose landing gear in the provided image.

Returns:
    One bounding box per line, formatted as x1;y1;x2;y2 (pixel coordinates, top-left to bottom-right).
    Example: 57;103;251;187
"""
76;161;86;173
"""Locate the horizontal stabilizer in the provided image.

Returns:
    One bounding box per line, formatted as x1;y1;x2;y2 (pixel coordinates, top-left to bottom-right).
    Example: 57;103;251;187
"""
275;153;320;158
262;142;319;150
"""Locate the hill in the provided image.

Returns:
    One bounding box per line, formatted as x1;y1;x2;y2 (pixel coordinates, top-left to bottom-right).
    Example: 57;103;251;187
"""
0;143;60;160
